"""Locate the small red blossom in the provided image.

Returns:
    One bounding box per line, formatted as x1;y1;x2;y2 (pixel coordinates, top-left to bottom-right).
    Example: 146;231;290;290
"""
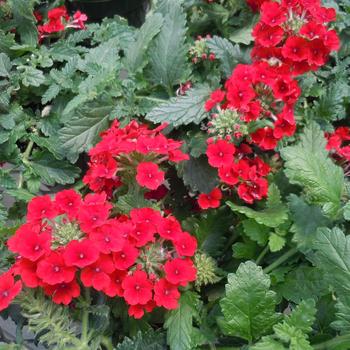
154;279;180;309
43;280;80;305
164;258;197;286
136;162;165;190
206;140;235;168
63;240;100;268
198;188;222;210
122;270;153;305
0;272;22;311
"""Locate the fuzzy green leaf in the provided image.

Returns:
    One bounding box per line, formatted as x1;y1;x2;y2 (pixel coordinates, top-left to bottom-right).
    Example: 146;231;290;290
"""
146;85;211;126
126;13;164;73
242;220;269;246
227;184;288;228
281;122;345;218
165;291;199;350
0;53;12;77
219;261;280;342
332;295;350;334
148;1;189;89
30;152;80;186
21;66;45;87
288;194;330;250
117;330;166;350
58;103;113;163
206;36;248;77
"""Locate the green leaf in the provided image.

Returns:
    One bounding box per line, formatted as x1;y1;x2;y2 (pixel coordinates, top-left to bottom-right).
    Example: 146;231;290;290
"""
126;13;164;73
42;83;60;104
21;66;45;87
146;85;211;126
229;19;255;45
268;233;286;253
180;155;219;193
288;194;330;250
30;152;80;186
165;291;199;350
58;103;113;163
343;201;350;221
232;241;257;260
227;184;289;228
0;53;12;77
117;330;166;350
206;36;248;77
278;266;329;303
242;219;269;246
219;261;280;342
310;227;350;296
251;337;286;350
332;295;350;334
148;1;189;89
280;122;345;218
6;189;34;201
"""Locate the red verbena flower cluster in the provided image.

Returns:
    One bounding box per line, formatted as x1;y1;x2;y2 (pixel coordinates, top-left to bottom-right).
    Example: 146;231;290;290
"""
83;120;188;197
36;6;87;41
0;190;197;318
326;127;350;164
251;0;340;76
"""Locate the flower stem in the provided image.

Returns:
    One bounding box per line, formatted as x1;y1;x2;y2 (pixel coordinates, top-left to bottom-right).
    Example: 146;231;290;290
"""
313;334;350;349
255;245;269;266
101;336;114;350
81;287;90;343
263;247;298;274
18;140;34;189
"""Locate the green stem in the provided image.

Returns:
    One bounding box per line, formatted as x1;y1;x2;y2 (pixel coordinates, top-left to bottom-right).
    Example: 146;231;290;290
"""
263;247;298;274
313;334;350;349
18;140;34;189
255;245;269;266
101;336;114;350
81;288;91;343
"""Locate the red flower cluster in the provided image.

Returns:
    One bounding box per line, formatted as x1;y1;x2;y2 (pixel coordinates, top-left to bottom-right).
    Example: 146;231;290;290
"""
199;0;339;209
205;62;300;150
83;120;188;197
0;190;197;318
251;0;340;76
37;6;87;40
326;127;350;163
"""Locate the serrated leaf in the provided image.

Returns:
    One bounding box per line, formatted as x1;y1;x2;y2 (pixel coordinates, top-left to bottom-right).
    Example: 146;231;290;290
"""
165;291;199;350
30;152;80;186
148;1;189;89
146;85;211;127
58;103;113;163
207;36;248;77
251;337;287;350
219;261;280;342
21;66;45;87
310;227;350;296
229;19;255;45
227;184;288;228
42;84;60;104
281;122;345;218
278;266;328;303
288;194;330;250
232;241;257;259
242;219;269;246
0;53;12;77
6;189;34;201
269;233;286;252
332;295;350;334
181;155;219;193
117;330;166;350
126;13;164;73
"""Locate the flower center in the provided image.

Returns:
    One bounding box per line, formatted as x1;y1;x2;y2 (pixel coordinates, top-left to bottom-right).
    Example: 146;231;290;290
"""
2;291;9;298
53;266;60;273
174;269;179;275
79;253;85;259
34;245;40;251
121;253;126;259
95;267;101;273
135;285;140;291
164;289;170;296
104;237;111;243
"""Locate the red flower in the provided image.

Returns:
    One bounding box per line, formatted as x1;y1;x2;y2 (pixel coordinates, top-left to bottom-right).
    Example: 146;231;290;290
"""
81;254;115;291
198;188;222;210
307;39;328;66
226;83;256;109
260;1;287;27
128;301;155;319
205;89;226;111
0;272;22;311
113;242;139;270
43;280;80;305
13;258;41;288
237;178;269;204
37;251;76;285
90;221;125;254
71;11;88;29
174;232;197;257
131;222;155;247
299;22;326;40
122;270;153;305
164;258;197;286
323;30;340;51
63;239;99;268
136;162;165;190
103;270;127;297
154;279;180;309
27;195;56;223
9;229;51;262
206;140;235;168
253;23;284;47
55;189;81;219
157;216;183;240
282;37;310;62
